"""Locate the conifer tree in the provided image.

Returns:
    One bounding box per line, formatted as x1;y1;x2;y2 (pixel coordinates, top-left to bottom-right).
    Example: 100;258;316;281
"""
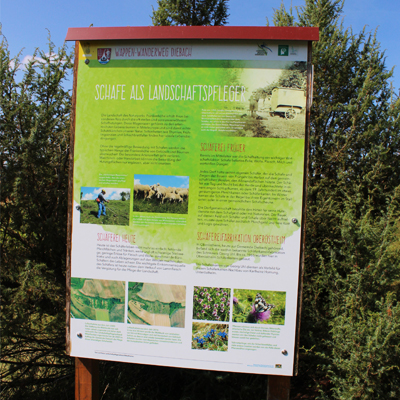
2;2;399;399
0;37;75;398
273;1;400;398
151;0;229;26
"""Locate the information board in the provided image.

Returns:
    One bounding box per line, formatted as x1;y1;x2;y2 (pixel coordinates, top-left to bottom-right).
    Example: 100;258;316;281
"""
67;28;316;376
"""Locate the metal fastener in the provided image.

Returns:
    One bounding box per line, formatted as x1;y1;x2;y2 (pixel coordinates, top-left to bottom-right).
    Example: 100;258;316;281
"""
77;332;83;338
281;349;288;356
291;218;298;224
85;59;90;65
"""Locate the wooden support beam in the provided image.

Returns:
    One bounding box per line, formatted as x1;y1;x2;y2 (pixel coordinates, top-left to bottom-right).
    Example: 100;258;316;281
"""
75;357;99;400
267;375;291;400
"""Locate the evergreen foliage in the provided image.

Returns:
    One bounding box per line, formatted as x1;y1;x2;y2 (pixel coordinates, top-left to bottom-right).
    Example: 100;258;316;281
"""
273;1;400;398
2;1;400;398
0;37;75;398
253;62;307;100
151;0;229;26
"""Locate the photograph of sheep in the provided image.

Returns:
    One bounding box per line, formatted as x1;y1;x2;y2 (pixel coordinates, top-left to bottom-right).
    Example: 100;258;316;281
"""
133;174;189;214
79;187;130;225
232;289;286;325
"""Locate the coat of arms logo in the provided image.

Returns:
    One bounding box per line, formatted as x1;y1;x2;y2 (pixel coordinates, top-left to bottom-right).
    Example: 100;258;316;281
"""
97;48;111;64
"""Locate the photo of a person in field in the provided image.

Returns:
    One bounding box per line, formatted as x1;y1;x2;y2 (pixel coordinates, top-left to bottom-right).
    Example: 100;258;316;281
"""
96;189;109;219
79;187;130;226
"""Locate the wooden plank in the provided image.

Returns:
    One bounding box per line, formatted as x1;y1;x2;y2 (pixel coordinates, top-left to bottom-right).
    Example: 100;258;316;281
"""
75;358;99;400
65;26;319;42
267;375;291;400
66;41;80;355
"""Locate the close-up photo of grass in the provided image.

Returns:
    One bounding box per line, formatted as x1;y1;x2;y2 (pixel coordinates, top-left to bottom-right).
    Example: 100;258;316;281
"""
232;289;286;325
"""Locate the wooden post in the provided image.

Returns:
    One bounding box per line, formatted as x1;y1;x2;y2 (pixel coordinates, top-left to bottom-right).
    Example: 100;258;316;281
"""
66;41;79;356
267;375;291;400
75;357;99;400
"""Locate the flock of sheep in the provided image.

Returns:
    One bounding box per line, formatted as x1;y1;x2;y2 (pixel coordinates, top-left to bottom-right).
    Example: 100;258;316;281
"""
134;183;189;204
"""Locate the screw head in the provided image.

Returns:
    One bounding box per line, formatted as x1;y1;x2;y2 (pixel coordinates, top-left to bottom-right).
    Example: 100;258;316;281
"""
77;332;83;338
85;59;90;65
291;218;298;224
281;349;288;356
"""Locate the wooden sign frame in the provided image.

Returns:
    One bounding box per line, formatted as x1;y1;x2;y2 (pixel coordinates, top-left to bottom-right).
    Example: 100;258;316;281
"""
66;26;318;400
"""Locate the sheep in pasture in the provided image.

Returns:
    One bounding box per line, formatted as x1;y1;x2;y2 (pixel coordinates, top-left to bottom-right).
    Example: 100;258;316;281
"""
134;184;151;199
146;189;156;200
162;192;183;204
175;188;189;200
153;185;169;200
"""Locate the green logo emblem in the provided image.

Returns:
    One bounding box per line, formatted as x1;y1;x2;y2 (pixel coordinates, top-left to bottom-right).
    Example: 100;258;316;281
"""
278;45;289;56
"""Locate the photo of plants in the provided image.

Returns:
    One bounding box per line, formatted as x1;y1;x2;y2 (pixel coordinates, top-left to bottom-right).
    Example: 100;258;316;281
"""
192;286;230;322
232;289;286;325
191;323;229;351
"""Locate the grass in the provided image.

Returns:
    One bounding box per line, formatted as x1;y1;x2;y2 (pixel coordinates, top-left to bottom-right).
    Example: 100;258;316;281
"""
227;112;305;138
133;197;188;214
232;289;286;325
235;116;271;137
79;200;130;225
95;309;110;321
71;277;85;290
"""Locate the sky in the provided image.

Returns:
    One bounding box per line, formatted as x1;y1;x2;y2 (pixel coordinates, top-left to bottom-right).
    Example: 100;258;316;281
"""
81;187;131;201
1;0;399;90
135;175;190;188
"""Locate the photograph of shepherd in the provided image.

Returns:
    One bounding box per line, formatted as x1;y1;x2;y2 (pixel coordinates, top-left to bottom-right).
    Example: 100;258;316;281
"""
133;174;189;214
79;187;130;226
96;189;109;218
230;61;307;138
249;95;259;118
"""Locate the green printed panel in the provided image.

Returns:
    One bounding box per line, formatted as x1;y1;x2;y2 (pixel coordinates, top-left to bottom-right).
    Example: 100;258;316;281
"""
74;57;306;266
